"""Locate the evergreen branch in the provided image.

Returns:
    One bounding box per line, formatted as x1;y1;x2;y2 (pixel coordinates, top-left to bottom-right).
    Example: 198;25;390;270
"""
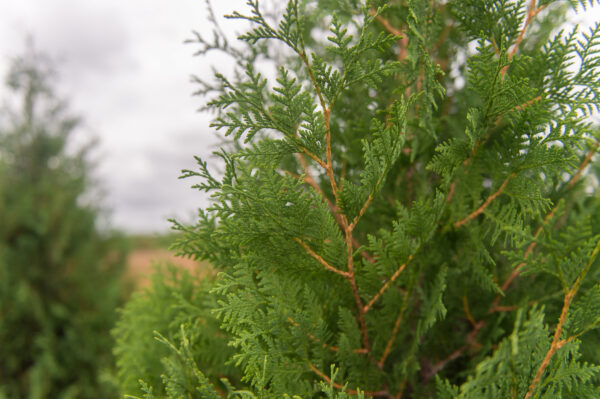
439;144;600;378
295;38;339;203
363;255;414;313
453;173;516;228
349;192;374;231
369;7;408;62
463;94;543;169
462;295;478;328
567;140;598;188
508;1;547;61
369;8;403;38
377;287;411;369
524;238;600;399
296;153;346;229
495;141;598;298
287;317;368;354
308;362;389;397
295;154;375;264
423;345;468;383
290;2;339;203
294;237;349;278
345;230;371;351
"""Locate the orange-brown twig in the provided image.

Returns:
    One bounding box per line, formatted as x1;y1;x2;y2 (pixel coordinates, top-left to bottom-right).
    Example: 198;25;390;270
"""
369;8;403;38
502;1;547;77
568;141;598;188
287;317;368;354
454;173;515;228
295;155;375;264
509;1;546;61
345;229;371;351
495;142;598;298
430;143;599;381
524;239;600;399
378;288;411;368
462;295;478;328
364;255;413;313
298;28;372;356
294;237;349;278
308;362;390;397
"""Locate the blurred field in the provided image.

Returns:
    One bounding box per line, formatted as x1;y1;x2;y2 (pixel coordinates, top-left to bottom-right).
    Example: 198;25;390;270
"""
126;234;211;287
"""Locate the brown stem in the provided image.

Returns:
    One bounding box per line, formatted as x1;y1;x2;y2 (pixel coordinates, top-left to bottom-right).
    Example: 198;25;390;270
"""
378;288;411;368
308;362;391;397
287;317;368;354
568;141;598;188
370;7;408;62
364;255;413;313
424;345;468;382
346;229;371;351
462;295;478;328
524;239;600;399
370;8;403;38
295;156;376;264
294;237;349;278
497;142;598;297
434;143;599;381
454;173;515;228
299;32;373;357
502;1;547;77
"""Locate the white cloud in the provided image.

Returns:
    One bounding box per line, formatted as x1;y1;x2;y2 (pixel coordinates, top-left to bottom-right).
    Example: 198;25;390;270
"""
0;0;247;232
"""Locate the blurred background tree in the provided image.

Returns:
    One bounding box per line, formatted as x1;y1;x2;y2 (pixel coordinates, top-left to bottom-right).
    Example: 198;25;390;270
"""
0;48;128;398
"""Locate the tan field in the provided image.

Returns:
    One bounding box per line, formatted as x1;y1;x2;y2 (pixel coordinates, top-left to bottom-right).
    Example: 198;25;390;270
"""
126;247;210;287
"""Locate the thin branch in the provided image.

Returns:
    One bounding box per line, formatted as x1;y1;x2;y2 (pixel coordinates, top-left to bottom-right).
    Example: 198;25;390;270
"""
378;288;411;368
423;345;468;383
308;362;390;397
370;7;409;63
345;230;371;351
294;237;349;278
462;295;478;328
370;8;403;38
496;142;598;297
568;141;598;188
296;4;372;356
502;1;547;77
524;238;600;399
364;255;413;313
287;317;368;354
509;1;546;61
350;192;374;231
295;154;375;264
434;142;599;381
454;173;515;228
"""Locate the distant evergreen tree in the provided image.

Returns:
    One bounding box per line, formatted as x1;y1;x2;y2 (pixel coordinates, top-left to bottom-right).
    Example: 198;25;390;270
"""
0;50;127;398
115;0;600;397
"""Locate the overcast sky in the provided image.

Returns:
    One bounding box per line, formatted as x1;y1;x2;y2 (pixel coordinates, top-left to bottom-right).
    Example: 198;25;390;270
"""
0;0;247;233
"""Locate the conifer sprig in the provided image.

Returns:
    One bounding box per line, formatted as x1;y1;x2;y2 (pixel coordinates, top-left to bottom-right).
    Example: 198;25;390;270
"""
114;0;600;397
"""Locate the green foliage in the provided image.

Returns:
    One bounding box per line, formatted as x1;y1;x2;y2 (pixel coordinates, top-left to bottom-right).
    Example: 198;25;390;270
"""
113;265;238;397
115;0;600;397
0;51;127;398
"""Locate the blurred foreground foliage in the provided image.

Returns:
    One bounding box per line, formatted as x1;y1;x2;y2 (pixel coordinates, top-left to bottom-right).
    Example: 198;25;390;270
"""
0;50;128;398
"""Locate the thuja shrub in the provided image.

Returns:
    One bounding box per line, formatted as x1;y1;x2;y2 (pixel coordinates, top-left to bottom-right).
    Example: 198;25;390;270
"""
0;52;127;398
116;0;600;397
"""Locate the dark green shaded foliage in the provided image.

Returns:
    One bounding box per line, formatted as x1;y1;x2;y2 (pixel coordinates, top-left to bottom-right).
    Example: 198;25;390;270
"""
0;51;127;398
115;0;600;397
